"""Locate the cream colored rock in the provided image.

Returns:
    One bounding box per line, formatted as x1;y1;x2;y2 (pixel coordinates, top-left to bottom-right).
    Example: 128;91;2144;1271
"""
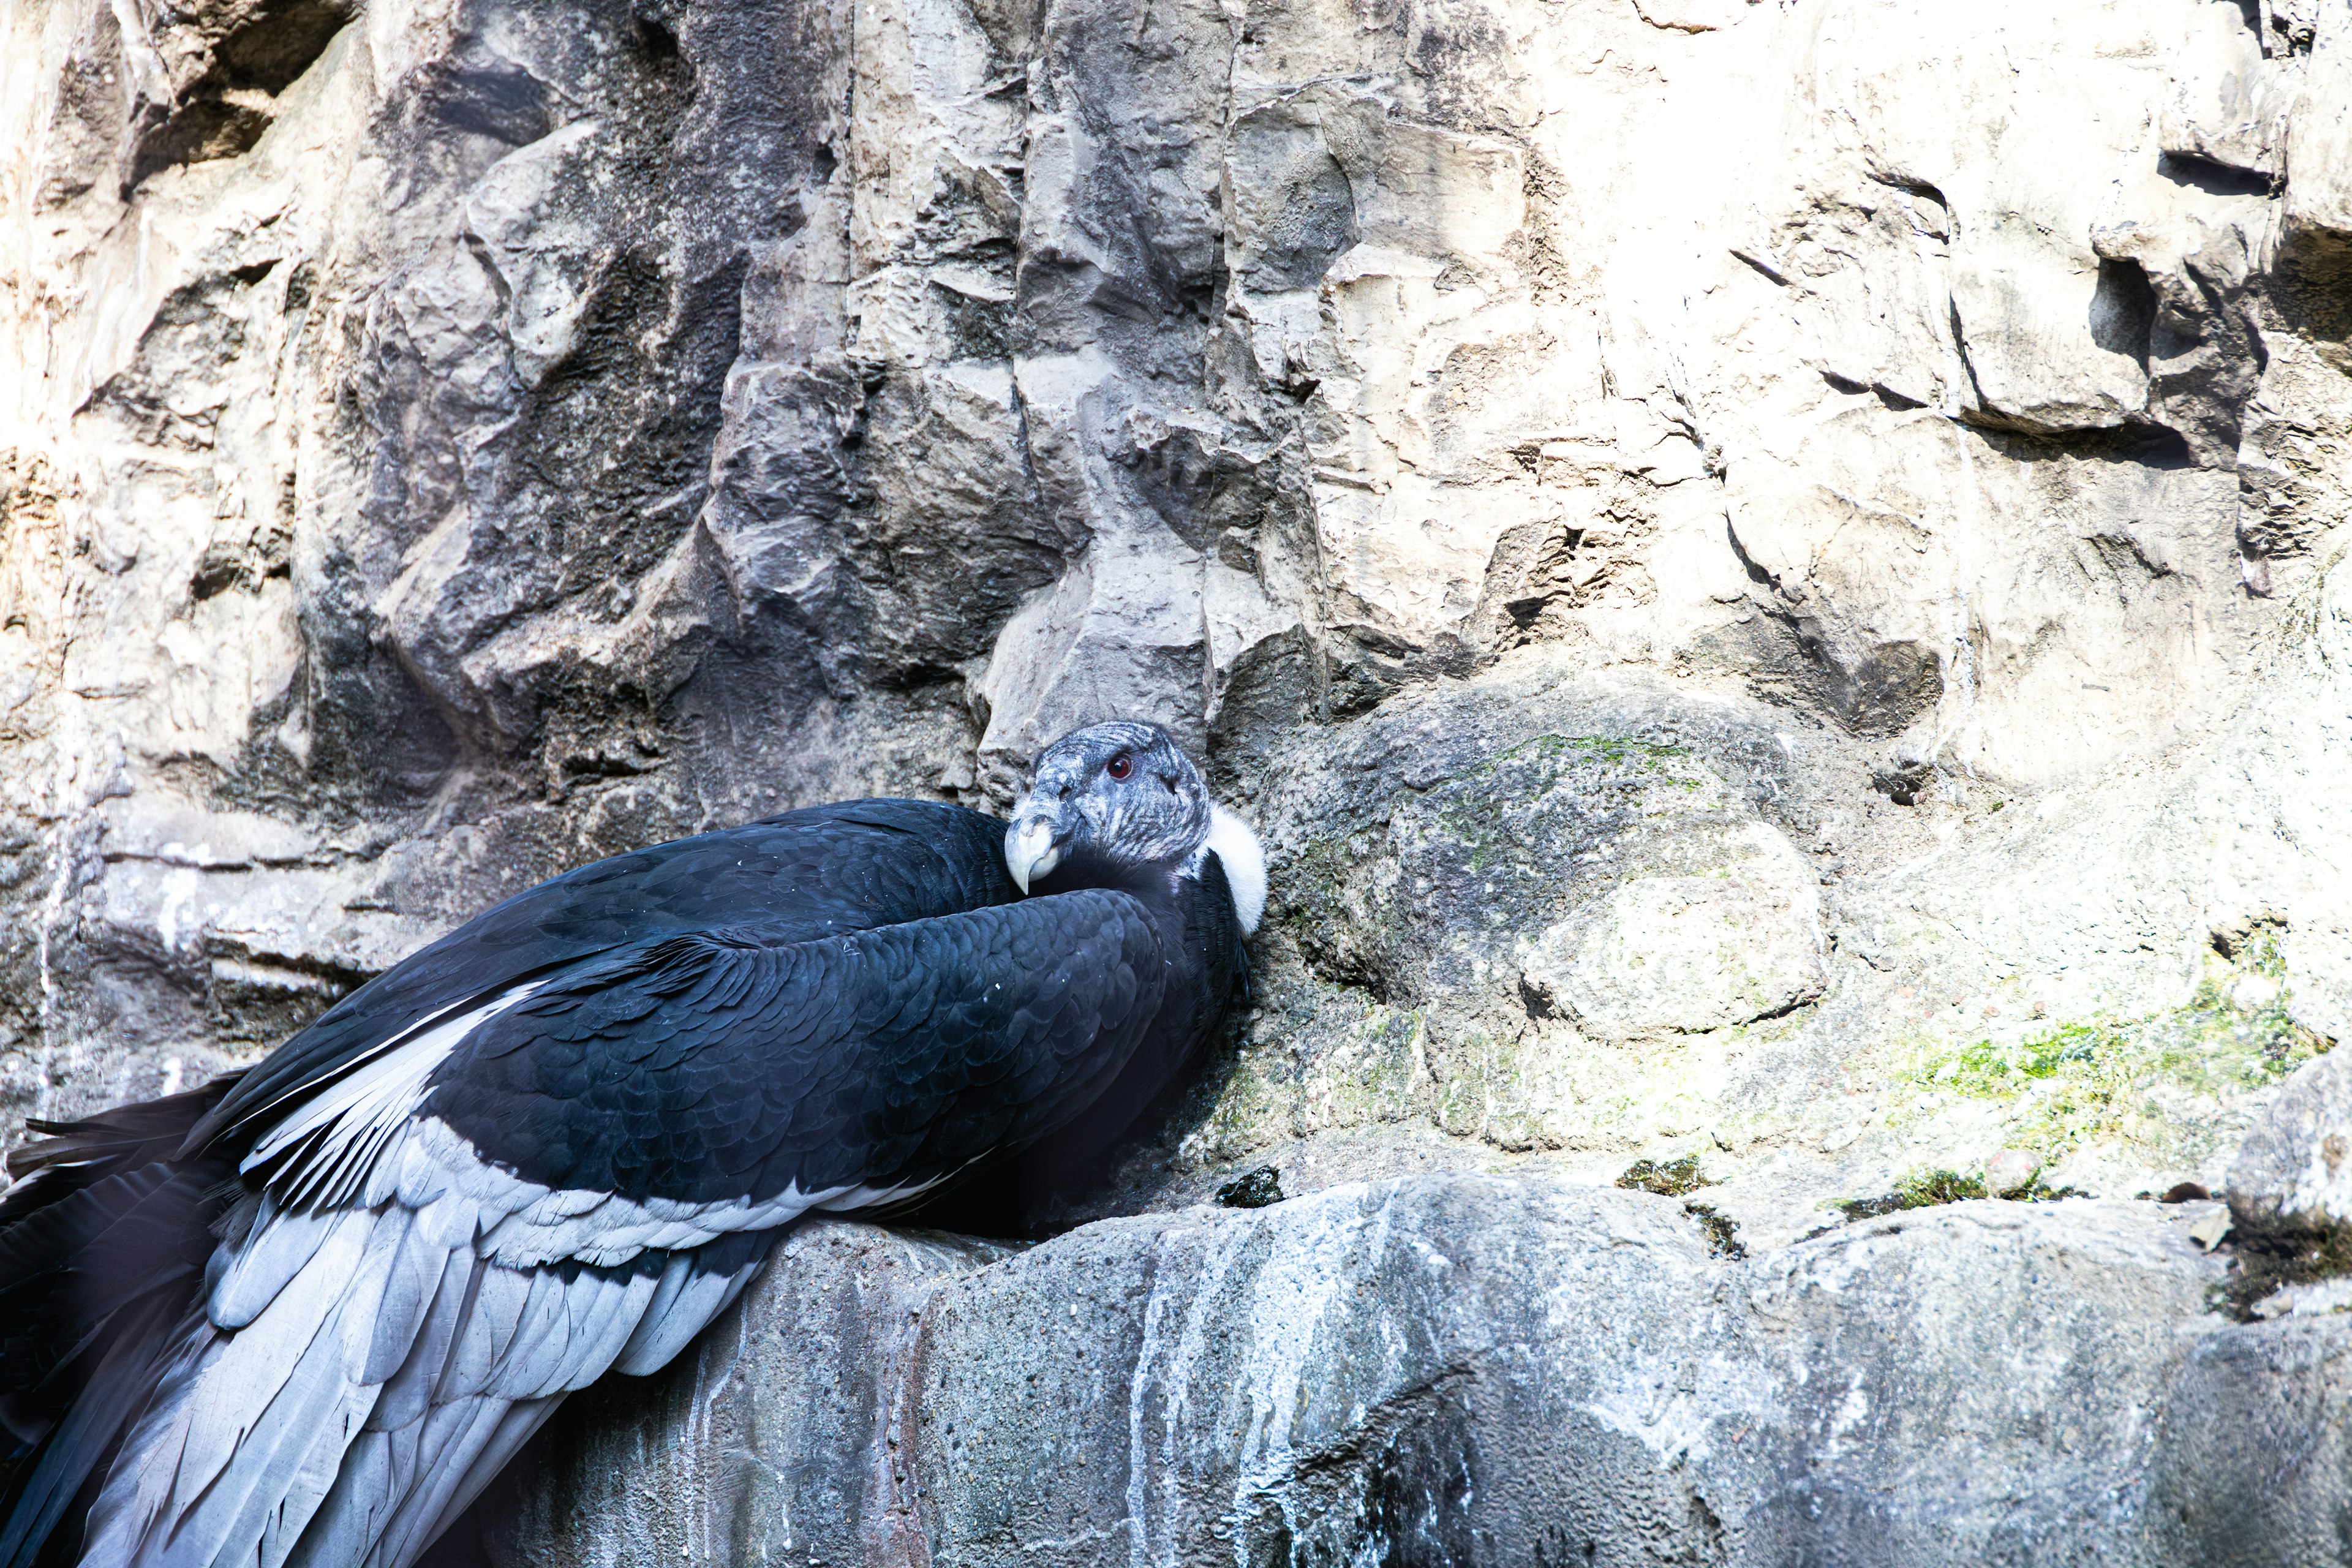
2284;0;2352;240
1524;822;1826;1042
2162;2;2297;180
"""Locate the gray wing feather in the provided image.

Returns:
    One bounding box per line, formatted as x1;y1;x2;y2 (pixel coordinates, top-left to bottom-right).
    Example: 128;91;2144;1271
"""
299;1403;444;1568
368;1250;476;1433
546;1270;661;1395
522;1273;599;1400
288;1423;394;1568
90;1102;789;1568
612;1248;765;1378
362;1398;518;1568
211;1204;337;1330
360;1216;448;1385
294;1260;685;1568
254;1385;360;1568
302;1392;552;1568
158;1213;375;1518
396;1397;559;1567
433;1264;530;1404
489;1269;577;1400
194;1303;385;1561
77;1326;211;1558
135;1305;369;1567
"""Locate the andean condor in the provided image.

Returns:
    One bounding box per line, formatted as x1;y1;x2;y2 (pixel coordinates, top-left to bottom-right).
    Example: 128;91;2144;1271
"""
0;720;1263;1568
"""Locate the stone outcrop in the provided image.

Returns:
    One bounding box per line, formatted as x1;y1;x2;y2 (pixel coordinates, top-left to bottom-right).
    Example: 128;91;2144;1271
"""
8;0;2352;1555
2235;1047;2352;1235
472;1178;2351;1567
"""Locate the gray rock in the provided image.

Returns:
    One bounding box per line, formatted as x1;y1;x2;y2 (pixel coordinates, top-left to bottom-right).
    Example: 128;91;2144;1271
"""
476;1223;1014;1568
481;1175;2351;1568
2229;1049;2352;1232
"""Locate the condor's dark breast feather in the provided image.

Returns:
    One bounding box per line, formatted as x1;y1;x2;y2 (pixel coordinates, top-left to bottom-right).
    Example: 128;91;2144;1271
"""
426;889;1169;1202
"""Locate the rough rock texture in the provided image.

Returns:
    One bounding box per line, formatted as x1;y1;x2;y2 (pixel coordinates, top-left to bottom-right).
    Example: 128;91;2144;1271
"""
474;1178;2352;1568
2233;1046;2352;1233
9;0;2352;1553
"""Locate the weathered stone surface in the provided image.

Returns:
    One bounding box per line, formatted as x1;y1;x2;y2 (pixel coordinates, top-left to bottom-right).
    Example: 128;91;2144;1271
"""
2231;1049;2352;1232
478;1175;2352;1568
1520;816;1826;1041
474;1224;1015;1568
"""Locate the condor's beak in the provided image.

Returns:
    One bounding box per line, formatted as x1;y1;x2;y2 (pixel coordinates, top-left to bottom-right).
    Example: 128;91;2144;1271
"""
1005;816;1063;894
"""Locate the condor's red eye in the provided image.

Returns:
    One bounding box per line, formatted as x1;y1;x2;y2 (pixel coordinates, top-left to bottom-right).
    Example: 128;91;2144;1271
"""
1106;752;1134;780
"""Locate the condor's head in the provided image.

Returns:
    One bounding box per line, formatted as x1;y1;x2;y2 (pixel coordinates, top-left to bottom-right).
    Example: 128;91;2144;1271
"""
1004;721;1265;937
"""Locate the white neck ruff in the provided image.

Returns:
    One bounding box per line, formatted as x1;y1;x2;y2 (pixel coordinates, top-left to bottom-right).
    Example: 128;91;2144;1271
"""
1198;804;1265;937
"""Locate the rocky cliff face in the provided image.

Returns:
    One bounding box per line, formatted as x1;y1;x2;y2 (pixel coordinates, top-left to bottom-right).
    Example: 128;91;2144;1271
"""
6;0;2352;1558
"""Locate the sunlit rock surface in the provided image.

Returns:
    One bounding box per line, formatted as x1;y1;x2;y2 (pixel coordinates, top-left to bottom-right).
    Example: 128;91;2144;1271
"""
6;0;2352;1555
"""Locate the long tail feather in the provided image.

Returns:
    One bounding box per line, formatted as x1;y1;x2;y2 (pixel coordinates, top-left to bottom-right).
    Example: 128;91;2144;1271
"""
0;1079;241;1568
0;1294;189;1568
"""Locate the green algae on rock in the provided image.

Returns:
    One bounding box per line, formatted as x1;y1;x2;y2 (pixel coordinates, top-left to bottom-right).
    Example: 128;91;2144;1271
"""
1901;933;2329;1170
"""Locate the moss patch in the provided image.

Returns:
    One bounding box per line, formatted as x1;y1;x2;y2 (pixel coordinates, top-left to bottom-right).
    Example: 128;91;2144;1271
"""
1616;1154;1713;1197
1904;934;2326;1159
1216;1166;1286;1209
1482;732;1694;773
1995;1171;2082;1203
1613;1156;1743;1256
1835;1167;1986;1218
1684;1200;1746;1259
1835;1165;2081;1219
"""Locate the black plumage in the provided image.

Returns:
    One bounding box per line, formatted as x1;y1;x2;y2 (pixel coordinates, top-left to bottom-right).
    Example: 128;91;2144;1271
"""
200;798;1022;1155
0;722;1259;1568
431;884;1167;1200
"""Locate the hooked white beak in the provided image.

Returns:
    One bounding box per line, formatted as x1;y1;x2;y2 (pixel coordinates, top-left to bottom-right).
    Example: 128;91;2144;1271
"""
1005;818;1063;894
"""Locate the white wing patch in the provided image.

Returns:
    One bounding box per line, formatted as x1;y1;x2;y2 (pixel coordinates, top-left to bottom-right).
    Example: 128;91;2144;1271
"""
244;982;545;1212
384;1118;906;1269
1198;804;1265;937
